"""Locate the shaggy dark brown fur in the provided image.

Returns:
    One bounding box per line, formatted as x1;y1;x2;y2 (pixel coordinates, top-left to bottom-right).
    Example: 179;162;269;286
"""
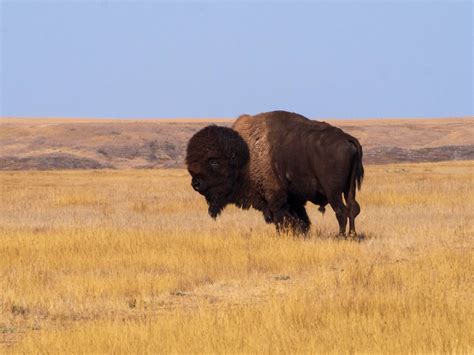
186;110;364;236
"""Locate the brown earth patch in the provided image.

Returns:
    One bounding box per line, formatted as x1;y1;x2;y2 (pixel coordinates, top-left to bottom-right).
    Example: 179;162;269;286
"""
1;116;472;169
0;153;111;170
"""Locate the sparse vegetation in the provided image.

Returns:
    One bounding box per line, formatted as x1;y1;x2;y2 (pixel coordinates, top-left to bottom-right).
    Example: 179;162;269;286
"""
1;118;473;169
0;161;473;352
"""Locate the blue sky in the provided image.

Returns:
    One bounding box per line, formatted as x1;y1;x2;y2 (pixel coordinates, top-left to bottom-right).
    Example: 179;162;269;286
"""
1;1;472;119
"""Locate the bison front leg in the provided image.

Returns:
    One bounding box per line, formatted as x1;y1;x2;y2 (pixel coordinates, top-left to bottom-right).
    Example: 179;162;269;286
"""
266;191;308;235
270;206;309;236
262;207;273;224
288;203;311;235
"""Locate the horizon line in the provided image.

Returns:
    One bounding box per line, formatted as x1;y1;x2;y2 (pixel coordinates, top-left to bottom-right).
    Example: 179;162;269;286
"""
1;115;473;122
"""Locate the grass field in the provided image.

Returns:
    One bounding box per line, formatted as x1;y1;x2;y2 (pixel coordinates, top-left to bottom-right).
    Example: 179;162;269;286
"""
1;161;473;353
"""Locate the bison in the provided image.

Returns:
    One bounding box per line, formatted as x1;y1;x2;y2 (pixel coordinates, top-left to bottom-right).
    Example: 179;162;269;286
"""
186;110;364;236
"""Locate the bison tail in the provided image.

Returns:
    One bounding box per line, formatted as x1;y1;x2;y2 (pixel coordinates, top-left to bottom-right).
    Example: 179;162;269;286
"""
349;138;364;191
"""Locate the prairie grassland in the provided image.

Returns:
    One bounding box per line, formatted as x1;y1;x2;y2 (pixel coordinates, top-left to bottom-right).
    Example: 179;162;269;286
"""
0;162;473;353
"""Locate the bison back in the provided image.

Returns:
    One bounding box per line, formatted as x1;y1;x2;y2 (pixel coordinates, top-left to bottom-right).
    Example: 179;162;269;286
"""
233;111;360;200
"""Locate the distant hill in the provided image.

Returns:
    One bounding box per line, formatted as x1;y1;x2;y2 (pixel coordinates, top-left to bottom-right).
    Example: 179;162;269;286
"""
1;117;473;170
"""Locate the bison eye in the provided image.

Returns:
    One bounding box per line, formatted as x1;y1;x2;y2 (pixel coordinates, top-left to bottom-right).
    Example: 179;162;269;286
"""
208;159;220;169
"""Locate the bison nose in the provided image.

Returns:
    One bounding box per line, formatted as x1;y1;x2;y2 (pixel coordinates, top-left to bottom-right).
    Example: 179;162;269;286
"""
191;179;202;192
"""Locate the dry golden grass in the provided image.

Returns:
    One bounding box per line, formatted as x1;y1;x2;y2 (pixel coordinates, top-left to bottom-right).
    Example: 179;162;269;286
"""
1;161;473;353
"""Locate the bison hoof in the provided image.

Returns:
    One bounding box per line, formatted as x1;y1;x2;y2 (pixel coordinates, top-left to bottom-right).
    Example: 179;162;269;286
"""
208;210;218;219
263;214;273;224
349;231;357;238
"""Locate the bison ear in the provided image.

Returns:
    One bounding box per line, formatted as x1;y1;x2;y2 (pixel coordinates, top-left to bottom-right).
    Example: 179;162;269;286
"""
221;128;249;169
228;145;249;169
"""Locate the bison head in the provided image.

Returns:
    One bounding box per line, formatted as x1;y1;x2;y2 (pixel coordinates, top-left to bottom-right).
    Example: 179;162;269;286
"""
186;126;249;218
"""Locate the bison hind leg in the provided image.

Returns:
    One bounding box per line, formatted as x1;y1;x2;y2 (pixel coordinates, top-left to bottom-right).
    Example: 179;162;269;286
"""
344;191;361;237
328;194;348;237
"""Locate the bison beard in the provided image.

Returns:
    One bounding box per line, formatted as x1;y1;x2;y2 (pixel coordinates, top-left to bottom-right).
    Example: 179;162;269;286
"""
205;188;234;219
186;111;364;236
206;196;223;219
